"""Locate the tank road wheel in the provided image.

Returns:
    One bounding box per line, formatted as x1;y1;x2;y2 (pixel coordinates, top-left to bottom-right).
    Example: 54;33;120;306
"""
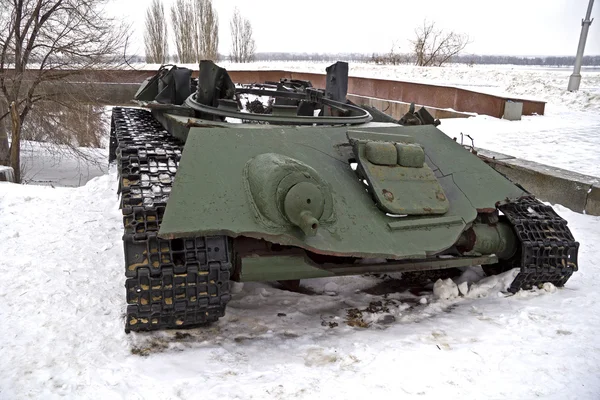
483;197;579;293
110;106;233;332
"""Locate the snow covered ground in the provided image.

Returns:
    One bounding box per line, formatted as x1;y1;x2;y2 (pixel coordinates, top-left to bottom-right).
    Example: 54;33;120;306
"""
440;109;600;177
2;63;599;398
1;169;599;399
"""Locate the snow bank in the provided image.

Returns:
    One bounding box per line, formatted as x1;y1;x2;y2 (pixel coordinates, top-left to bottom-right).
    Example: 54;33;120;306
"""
1;172;599;399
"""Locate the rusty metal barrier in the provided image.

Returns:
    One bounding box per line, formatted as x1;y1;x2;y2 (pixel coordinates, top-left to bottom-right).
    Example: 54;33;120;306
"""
8;67;546;117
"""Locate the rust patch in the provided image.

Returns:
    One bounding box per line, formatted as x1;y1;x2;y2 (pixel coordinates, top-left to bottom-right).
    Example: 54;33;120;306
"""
476;207;496;213
127;259;148;271
185;119;224;129
382;189;394;201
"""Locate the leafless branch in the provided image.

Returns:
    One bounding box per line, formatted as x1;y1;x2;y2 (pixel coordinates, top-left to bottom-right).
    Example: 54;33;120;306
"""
170;0;196;63
230;7;255;63
196;0;219;61
411;20;470;67
0;0;130;182
144;0;168;64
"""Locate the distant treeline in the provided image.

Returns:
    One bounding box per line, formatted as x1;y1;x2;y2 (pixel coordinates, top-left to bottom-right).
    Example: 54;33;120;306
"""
126;52;600;66
451;54;600;66
251;52;600;66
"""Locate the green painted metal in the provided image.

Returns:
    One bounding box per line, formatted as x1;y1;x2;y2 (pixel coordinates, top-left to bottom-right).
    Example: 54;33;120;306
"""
239;254;499;282
240;256;336;281
470;222;517;259
350;130;449;215
397;143;426;168
158;121;526;260
388;215;463;231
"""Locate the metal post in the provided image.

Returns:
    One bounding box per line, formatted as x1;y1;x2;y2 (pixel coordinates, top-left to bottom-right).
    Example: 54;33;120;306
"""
568;0;595;91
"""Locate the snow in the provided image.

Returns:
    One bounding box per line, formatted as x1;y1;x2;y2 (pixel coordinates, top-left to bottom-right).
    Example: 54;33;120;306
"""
2;63;599;397
1;171;600;399
440;109;600;177
433;277;459;300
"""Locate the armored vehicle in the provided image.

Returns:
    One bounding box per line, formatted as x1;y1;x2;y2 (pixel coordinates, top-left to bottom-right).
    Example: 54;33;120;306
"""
109;61;579;332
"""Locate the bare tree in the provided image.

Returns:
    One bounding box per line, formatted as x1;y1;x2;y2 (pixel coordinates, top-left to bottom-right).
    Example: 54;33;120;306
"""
230;7;255;63
0;99;8;165
195;0;219;61
0;0;128;183
411;20;470;67
144;0;169;64
171;0;196;63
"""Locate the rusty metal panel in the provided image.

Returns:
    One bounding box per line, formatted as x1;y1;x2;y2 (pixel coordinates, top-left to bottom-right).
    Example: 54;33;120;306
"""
5;68;547;117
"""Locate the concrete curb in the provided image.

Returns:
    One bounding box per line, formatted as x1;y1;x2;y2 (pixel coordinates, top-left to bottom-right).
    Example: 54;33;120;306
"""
476;149;600;216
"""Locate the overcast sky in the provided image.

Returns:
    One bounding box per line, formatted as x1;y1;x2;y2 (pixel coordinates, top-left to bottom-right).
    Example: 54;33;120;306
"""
112;0;600;56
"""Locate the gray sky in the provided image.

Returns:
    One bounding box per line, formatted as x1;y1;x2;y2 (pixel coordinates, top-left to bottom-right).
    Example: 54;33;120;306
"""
113;0;600;56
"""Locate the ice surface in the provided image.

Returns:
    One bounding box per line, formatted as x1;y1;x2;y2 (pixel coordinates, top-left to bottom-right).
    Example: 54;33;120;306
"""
1;172;599;399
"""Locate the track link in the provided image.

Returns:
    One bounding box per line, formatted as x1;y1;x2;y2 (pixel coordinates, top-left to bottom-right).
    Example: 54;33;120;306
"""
110;107;232;332
495;197;579;293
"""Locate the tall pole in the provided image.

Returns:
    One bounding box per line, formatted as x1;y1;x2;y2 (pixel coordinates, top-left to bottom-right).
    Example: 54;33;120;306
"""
568;0;595;91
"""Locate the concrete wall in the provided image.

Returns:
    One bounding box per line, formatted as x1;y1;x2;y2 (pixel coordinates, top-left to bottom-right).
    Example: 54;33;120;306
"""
477;149;600;216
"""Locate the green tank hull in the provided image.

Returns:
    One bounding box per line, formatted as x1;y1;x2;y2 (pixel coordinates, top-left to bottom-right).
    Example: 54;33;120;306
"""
110;62;579;332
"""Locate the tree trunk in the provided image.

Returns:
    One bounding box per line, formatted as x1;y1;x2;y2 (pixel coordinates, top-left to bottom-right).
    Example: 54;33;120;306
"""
0;100;9;166
9;102;21;183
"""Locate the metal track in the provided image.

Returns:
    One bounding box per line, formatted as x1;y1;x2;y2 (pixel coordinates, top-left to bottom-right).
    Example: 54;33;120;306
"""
110;107;233;333
497;197;579;292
